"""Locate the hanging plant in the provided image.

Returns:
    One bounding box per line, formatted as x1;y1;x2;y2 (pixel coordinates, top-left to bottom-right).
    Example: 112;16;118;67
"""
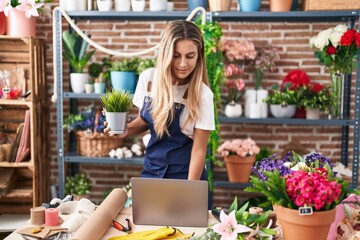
196;18;225;191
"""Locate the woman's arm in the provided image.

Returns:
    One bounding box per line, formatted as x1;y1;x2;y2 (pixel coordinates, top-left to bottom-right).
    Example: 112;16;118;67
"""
125;115;149;137
188;128;211;180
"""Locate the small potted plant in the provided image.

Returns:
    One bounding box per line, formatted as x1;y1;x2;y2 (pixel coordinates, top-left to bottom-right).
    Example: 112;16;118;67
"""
100;89;133;134
65;173;91;200
264;83;299;118
62;30;95;93
217;138;260;182
110;58;139;93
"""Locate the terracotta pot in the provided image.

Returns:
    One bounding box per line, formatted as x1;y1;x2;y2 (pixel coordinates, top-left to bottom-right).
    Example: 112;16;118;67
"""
270;0;292;12
209;0;231;11
224;155;256;182
273;205;335;240
6;8;36;37
0;12;6;35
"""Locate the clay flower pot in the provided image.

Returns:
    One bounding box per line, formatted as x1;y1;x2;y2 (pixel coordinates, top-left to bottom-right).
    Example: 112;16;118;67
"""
224;155;256;182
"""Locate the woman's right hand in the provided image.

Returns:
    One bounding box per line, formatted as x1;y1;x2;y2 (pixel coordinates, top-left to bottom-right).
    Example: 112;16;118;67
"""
103;118;132;137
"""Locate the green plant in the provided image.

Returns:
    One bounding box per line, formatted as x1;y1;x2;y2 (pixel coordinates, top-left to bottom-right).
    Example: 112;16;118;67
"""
62;31;95;73
298;83;334;112
136;58;156;75
89;58;112;82
110;58;140;72
65;173;91;196
264;83;299;106
95;72;107;83
100;89;134;112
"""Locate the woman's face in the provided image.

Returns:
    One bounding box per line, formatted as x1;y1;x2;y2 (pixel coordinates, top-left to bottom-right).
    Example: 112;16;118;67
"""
171;39;198;85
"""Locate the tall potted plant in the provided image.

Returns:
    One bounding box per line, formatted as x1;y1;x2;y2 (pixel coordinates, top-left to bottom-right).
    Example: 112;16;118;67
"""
100;90;133;134
62;31;95;93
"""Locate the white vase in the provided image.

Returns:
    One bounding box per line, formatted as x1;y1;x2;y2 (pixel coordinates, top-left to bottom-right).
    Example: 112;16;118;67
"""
150;0;167;11
245;89;268;118
166;1;174;10
97;0;113;11
115;0;131;11
63;0;78;11
85;83;94;94
257;89;268;118
244;89;256;118
70;73;88;93
306;107;320;120
78;0;87;10
131;0;146;11
249;103;261;118
224;101;242;118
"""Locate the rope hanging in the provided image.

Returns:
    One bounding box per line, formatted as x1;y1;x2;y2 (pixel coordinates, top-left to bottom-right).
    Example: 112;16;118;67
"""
51;7;207;102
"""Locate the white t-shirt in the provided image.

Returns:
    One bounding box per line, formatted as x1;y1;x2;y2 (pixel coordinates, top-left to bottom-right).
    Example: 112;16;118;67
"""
133;68;215;139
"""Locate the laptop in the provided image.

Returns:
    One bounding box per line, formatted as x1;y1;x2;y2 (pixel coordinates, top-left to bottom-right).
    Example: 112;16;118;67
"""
131;177;208;227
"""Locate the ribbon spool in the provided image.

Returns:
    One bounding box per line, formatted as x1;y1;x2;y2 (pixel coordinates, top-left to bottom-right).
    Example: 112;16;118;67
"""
45;208;59;226
30;206;45;225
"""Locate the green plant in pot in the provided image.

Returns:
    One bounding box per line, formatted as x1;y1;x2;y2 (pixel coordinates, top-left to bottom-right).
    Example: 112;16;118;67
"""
62;30;95;93
100;89;133;134
65;173;91;200
110;58;140;93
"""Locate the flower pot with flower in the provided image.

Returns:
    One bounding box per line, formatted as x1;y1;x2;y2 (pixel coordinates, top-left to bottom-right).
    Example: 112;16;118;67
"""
0;0;51;37
217;138;260;182
310;24;360;119
223;64;245;118
245;151;349;240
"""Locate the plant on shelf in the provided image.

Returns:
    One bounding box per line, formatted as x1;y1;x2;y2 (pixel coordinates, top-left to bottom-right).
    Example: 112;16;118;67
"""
223;64;245;104
110;58;140;72
298;83;334;112
65;173;91;198
264;83;298;106
253;46;280;90
110;58;140;93
136;58;156;75
245;151;350;240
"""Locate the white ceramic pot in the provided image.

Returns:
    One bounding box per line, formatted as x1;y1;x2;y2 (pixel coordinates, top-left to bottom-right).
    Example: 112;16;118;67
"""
150;0;167;11
78;0;87;10
94;82;106;94
249;103;261;118
63;0;78;11
244;89;256;118
167;1;174;10
224;101;242;118
306;107;320;120
97;0;113;11
257;89;268;118
106;112;128;134
245;89;268;118
115;0;131;11
85;83;94;94
131;0;146;11
70;73;88;93
270;104;296;118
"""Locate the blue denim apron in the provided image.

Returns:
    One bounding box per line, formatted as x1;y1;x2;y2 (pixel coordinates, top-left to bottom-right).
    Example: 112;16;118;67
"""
139;82;207;181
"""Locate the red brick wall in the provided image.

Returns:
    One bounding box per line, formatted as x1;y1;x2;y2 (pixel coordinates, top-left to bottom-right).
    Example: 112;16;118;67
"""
37;0;356;207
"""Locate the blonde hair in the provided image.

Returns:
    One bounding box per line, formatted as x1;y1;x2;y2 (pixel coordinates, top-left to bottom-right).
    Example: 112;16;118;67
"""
151;20;209;138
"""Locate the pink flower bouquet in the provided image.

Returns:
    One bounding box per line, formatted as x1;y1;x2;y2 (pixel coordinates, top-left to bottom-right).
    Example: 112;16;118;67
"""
217;138;260;158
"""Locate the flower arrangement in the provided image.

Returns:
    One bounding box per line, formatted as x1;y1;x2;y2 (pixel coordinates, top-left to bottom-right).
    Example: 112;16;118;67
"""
63;108;106;133
221;37;257;63
246;151;349;212
0;0;52;18
310;24;360;74
264;83;298;106
253;46;280;90
298;83;334;112
223;64;245;103
280;69;311;91
217;138;260;158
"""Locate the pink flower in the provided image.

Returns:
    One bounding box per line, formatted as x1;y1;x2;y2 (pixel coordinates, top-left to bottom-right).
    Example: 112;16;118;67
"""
15;0;43;18
213;210;252;240
0;0;12;16
217;138;260;158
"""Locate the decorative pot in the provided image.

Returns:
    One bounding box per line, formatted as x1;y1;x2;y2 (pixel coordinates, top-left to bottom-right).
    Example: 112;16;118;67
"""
131;0;146;11
270;0;293;11
187;0;208;10
306;107;320;120
273;205;335;240
94;82;106;94
85;83;94;94
106;112;128;134
330;71;344;119
244;89;268;118
115;0;131;11
70;73;89;93
208;0;231;11
149;0;167;11
224;155;256;182
238;0;261;11
224;101;242;118
110;71;137;93
6;8;36;37
61;0;78;11
0;12;6;35
97;0;113;11
166;1;174;10
270;104;296;118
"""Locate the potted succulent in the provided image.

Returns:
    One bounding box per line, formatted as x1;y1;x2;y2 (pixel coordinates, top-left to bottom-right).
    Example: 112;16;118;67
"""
264;83;299;118
217;138;260;183
100;89;133;134
62;30;95;93
110;58;139;93
65;173;92;200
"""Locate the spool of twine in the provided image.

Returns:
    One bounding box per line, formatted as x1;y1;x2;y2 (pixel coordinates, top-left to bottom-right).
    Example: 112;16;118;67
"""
30;206;45;225
45;208;59;226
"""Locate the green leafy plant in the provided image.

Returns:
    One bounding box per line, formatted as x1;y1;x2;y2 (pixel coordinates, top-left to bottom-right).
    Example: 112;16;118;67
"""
62;31;95;73
264;83;299;106
89;58;112;83
136;58;156;75
298;83;334;112
65;173;91;196
110;58;140;72
100;89;134;112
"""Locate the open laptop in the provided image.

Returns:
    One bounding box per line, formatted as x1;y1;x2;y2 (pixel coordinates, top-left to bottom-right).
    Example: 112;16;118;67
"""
131;177;208;227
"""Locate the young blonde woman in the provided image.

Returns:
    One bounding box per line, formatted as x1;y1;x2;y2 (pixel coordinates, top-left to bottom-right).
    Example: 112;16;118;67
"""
107;20;215;181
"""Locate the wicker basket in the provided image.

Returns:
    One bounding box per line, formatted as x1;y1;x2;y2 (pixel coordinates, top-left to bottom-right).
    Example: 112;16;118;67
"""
303;0;360;11
209;0;231;11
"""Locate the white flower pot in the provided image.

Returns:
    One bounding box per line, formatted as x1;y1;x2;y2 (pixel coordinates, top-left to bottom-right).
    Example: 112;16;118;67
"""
306;107;320;120
167;1;174;10
85;83;94;93
94;82;106;94
97;0;113;11
106;112;128;134
70;73;88;93
63;0;78;11
249;103;261;118
245;89;268;118
115;0;131;11
270;104;296;118
257;89;268;118
150;0;167;11
131;0;146;11
224;101;242;118
78;0;87;10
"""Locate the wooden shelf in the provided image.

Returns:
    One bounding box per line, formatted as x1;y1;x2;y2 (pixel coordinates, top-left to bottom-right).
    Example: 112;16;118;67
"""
0;161;33;168
0;99;32;107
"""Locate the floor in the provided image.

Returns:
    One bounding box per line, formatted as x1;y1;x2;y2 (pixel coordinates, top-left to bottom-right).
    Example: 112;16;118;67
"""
0;214;28;239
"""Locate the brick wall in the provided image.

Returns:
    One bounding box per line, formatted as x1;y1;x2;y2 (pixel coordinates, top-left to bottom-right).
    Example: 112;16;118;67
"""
37;0;356;207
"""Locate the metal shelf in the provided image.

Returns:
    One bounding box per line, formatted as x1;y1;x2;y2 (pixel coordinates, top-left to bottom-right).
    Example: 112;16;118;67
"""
64;153;144;165
64;92;104;99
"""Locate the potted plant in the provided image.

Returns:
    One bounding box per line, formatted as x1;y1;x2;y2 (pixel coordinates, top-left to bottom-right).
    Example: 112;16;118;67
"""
136;58;156;75
298;83;333;119
62;30;95;93
110;58;139;93
100;89;133;134
245;151;349;240
217;138;260;182
264;83;299;118
131;0;146;11
65;173;92;200
89;58;111;94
